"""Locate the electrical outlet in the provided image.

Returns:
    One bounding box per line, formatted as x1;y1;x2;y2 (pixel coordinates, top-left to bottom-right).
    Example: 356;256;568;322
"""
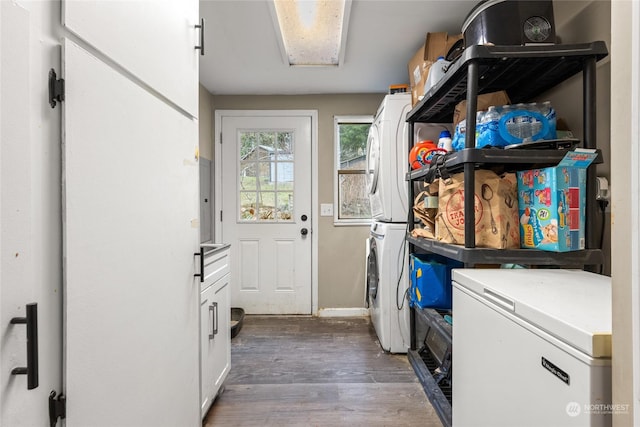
320;204;333;216
596;177;610;201
596;177;611;213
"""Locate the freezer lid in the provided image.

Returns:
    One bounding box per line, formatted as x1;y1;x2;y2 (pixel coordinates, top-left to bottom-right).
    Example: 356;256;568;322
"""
452;269;611;358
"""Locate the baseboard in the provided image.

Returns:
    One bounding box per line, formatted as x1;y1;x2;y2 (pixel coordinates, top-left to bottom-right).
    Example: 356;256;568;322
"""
316;308;369;318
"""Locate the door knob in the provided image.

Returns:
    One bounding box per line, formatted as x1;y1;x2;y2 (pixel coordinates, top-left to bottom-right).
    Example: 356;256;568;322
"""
301;228;308;236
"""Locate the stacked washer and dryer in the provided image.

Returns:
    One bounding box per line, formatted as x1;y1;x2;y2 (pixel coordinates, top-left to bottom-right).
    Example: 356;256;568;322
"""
365;93;412;353
365;93;449;353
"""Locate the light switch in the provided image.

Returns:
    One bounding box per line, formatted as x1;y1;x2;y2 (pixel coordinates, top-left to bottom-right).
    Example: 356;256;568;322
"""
320;204;333;216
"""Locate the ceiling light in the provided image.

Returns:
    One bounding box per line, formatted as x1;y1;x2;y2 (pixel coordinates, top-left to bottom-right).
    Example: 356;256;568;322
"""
270;0;352;67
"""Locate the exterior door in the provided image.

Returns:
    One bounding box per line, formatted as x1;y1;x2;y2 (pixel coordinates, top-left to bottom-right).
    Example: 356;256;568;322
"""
1;2;62;425
220;115;312;314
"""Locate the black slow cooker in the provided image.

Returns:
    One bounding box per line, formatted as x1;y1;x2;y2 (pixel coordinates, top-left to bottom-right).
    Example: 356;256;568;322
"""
462;0;556;47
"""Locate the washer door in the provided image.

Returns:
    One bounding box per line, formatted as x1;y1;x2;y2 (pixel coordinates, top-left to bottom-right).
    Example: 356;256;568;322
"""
366;236;379;306
365;123;380;196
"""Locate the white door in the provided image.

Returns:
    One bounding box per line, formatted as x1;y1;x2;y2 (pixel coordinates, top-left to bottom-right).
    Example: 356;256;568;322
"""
61;39;200;426
1;2;62;425
220;115;312;314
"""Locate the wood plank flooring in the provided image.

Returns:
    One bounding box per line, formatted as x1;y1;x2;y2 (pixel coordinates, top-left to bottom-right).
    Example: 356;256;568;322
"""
203;316;441;426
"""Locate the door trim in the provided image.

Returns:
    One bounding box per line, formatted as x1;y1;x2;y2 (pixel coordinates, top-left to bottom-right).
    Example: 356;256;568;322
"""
214;110;319;315
631;0;640;419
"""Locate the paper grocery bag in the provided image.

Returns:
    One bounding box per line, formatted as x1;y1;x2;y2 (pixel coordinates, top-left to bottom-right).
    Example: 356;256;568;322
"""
436;170;520;249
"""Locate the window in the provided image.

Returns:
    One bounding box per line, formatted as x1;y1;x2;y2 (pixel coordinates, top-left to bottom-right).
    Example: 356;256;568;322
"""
334;115;373;224
238;130;294;222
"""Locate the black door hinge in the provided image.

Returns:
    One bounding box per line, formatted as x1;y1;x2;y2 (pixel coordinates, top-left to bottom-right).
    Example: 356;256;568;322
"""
49;390;66;427
48;69;65;109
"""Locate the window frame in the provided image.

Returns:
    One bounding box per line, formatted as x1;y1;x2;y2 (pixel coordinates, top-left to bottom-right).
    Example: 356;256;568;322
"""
333;115;374;226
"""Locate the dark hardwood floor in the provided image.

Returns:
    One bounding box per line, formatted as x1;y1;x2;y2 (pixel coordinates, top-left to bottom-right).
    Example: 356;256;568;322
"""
203;315;441;426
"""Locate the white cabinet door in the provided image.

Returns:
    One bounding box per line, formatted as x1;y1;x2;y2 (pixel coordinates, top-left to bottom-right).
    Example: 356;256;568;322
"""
62;40;200;427
200;274;230;418
63;0;200;117
211;275;231;392
200;283;215;417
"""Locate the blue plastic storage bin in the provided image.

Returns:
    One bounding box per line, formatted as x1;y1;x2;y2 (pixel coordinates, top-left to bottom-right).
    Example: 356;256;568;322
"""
409;255;461;309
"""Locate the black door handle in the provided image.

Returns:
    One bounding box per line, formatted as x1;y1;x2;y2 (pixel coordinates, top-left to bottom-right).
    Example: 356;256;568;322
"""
194;247;204;283
10;303;38;390
195;18;205;56
301;228;308;236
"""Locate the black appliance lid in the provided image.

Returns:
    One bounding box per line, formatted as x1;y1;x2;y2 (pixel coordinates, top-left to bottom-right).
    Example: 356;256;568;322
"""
462;0;509;33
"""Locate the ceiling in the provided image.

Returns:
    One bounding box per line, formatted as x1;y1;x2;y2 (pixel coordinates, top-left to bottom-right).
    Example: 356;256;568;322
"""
199;0;477;96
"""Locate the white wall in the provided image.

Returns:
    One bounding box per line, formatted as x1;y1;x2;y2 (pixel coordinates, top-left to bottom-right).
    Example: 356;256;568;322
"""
208;93;385;309
540;0;612;274
199;84;213;161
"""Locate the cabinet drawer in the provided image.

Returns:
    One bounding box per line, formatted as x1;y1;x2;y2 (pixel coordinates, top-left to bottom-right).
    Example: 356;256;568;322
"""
202;247;230;290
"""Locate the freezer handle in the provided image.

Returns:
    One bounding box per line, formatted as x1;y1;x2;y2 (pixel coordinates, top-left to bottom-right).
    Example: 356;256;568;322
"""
483;288;515;312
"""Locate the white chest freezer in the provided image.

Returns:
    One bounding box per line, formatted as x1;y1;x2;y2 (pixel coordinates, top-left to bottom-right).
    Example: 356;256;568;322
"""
452;269;612;427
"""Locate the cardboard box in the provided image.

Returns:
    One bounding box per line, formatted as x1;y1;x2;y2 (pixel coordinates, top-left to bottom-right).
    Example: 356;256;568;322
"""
408;43;429;107
516;149;598;252
453;91;511;128
424;32;463;63
389;84;409;94
436;170;520;249
408;32;463;107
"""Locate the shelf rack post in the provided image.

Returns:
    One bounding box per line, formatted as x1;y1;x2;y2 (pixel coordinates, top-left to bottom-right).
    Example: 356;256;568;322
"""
407;120;417;351
583;56;598;254
464;61;479;249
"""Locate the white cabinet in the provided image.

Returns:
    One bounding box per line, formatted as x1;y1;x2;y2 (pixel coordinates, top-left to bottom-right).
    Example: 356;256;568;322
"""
200;245;231;418
63;0;200;117
62;39;201;426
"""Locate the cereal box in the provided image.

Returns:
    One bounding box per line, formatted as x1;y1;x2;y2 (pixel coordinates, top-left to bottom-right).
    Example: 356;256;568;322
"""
516;149;598;252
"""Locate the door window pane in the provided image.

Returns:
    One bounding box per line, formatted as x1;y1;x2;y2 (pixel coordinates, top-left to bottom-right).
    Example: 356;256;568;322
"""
238;130;295;222
240;191;257;220
277;192;294;220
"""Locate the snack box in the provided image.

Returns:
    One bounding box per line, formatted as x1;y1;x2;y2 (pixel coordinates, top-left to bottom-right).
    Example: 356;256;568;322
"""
516;149;598;252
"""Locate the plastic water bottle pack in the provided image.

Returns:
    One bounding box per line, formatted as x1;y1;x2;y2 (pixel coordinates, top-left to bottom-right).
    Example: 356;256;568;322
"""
452;101;557;151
